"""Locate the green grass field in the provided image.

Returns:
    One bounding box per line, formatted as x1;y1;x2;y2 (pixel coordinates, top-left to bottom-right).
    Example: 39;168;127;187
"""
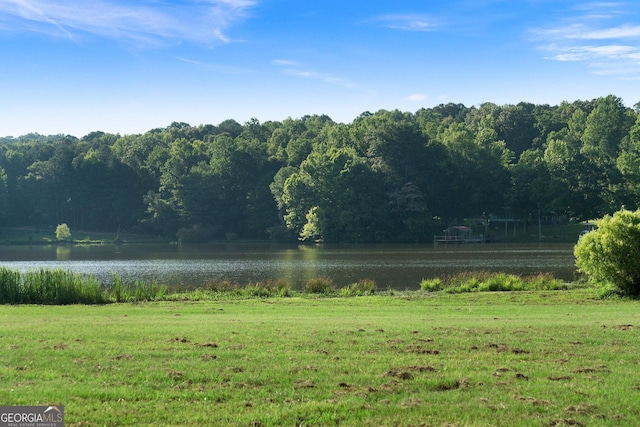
2;290;640;426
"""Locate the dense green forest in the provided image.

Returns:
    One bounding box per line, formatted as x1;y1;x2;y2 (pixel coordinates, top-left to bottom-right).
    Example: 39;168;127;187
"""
1;95;639;243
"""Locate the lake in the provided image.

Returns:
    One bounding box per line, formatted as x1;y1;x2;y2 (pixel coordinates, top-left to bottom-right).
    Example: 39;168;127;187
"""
0;242;577;290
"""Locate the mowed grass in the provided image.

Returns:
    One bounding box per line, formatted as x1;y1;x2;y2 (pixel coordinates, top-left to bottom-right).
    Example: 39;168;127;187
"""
1;291;640;426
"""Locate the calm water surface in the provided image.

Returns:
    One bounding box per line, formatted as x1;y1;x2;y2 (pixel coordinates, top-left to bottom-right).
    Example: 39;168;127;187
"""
0;243;577;290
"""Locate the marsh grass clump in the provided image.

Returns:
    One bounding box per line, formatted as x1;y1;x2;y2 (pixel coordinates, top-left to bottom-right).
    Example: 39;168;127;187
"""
131;280;167;302
420;271;569;293
244;280;292;298
478;272;524;292
106;275;168;302
525;272;569;290
204;279;241;293
340;279;377;296
420;277;442;292
304;277;336;295
0;267;107;304
0;267;21;303
23;269;106;304
109;274;128;303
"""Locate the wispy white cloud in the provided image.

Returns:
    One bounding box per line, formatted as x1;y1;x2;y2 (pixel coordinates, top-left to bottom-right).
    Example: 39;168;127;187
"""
369;14;439;32
176;56;254;75
0;0;256;45
271;59;299;66
529;1;640;78
535;23;640;41
569;24;640;39
272;59;362;90
406;93;427;102
550;44;637;62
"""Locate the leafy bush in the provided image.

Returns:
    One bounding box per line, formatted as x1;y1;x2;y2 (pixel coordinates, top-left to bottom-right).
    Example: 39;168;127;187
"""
340;279;377;296
596;283;623;299
304;277;336;295
55;223;71;241
575;208;640;297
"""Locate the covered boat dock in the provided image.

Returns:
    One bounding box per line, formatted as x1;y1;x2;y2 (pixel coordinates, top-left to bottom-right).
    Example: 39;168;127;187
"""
433;226;485;243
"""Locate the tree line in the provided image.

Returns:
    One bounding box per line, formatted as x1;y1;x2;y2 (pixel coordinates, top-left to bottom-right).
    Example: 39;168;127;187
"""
1;94;639;243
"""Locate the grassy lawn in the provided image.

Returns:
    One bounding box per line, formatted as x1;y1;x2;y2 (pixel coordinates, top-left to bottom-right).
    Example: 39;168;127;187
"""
1;291;640;426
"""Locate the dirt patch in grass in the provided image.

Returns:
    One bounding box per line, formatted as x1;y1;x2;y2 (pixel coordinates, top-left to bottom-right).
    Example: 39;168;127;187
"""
406;345;440;355
111;354;133;360
550;419;584;426
573;365;609;374
564;403;598;415
406;365;437;373
168;371;184;379
384;370;414;380
294;379;316;389
197;342;218;348
513;395;551;406
488;343;530;354
547;375;572;381
430;378;468;392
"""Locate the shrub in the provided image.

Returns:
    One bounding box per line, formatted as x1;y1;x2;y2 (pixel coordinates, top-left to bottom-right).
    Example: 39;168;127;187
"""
575;208;640;297
55;224;71;241
304;277;335;295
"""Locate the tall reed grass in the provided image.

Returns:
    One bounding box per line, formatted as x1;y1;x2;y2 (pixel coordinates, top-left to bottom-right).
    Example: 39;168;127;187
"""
420;271;570;293
0;267;107;304
105;274;168;302
0;266;574;306
0;267;172;305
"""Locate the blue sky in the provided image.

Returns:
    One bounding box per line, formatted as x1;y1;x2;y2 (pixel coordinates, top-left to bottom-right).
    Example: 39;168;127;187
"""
1;0;639;137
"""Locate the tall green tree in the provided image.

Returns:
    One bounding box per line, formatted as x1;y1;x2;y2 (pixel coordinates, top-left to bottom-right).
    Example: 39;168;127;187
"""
282;147;388;242
616;113;640;208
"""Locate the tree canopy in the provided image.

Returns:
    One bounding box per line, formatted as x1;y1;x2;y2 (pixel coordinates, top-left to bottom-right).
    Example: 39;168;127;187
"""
1;96;638;242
